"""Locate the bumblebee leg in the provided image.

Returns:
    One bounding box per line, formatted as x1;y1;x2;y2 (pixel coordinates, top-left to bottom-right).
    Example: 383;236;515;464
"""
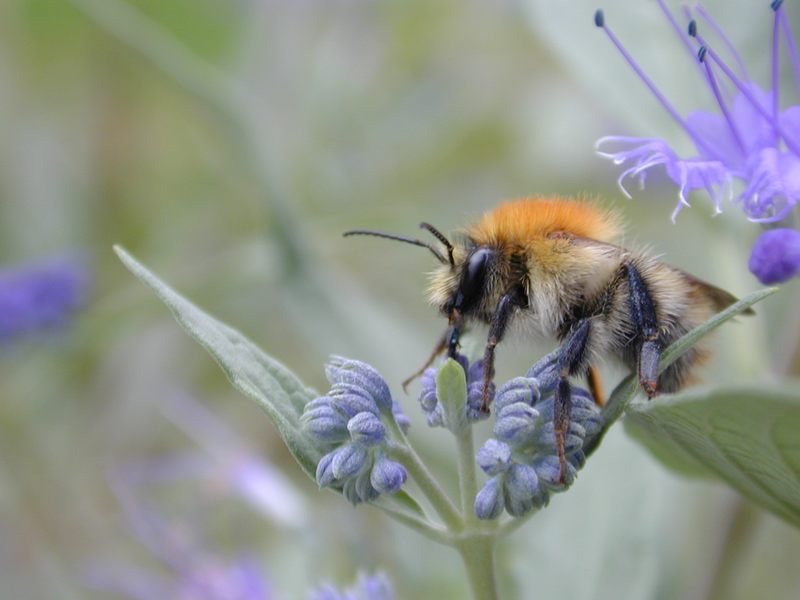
480;293;518;412
401;330;448;391
555;319;591;483
586;365;605;406
624;263;661;398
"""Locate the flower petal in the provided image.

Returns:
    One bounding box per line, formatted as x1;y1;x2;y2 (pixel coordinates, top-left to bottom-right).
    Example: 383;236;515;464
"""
474;477;505;520
370;455;407;494
476;439;512;476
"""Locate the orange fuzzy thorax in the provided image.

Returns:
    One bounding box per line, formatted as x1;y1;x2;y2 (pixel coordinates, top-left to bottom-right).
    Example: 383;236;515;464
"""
468;197;621;247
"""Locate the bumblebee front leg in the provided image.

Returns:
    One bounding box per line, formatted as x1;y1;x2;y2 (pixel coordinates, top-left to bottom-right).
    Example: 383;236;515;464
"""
624;263;661;398
555;319;591;483
480;293;518;412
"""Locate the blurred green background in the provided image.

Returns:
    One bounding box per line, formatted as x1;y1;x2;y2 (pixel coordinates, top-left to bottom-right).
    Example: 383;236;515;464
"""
1;0;798;598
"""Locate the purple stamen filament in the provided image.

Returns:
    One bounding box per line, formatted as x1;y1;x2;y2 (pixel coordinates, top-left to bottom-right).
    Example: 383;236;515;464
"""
655;0;699;63
598;18;722;161
694;34;800;157
701;57;746;154
773;2;781;121
695;3;751;80
777;6;800;92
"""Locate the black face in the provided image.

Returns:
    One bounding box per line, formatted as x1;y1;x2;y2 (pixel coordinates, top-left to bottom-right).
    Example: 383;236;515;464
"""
447;247;494;316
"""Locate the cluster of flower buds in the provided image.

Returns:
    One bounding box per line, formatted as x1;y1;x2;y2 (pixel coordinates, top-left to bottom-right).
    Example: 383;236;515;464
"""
418;354;493;429
302;357;409;504
474;352;604;520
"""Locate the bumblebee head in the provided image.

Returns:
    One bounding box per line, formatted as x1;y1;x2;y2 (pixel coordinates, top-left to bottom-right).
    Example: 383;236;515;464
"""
440;246;496;319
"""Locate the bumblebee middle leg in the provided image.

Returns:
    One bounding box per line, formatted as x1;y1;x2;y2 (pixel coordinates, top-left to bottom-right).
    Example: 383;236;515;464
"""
555;318;592;483
480;293;519;412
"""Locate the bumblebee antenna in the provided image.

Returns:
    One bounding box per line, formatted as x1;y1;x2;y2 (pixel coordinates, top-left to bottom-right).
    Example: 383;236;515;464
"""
419;222;455;267
343;229;448;264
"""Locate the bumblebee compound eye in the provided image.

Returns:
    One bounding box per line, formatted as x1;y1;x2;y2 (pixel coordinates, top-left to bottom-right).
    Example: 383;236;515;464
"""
453;247;494;313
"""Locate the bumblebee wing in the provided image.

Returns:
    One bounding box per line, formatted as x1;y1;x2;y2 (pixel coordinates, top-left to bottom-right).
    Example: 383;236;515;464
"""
678;271;755;315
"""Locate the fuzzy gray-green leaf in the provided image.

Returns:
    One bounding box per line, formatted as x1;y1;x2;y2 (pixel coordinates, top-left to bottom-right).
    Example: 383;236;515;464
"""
626;382;800;527
114;245;322;479
436;358;468;432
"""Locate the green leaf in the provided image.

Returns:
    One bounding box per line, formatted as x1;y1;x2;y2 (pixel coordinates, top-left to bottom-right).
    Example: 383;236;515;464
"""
114;246;323;479
626;382;800;528
436;358;468;432
623;414;713;478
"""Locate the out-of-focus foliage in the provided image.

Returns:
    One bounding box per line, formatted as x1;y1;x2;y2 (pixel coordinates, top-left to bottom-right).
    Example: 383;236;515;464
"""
1;0;799;599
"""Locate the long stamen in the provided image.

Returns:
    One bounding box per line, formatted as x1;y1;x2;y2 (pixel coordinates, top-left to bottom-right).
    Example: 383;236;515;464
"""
692;36;800;157
695;2;751;80
776;2;800;91
594;10;719;159
772;0;781;121
655;0;699;62
698;47;746;153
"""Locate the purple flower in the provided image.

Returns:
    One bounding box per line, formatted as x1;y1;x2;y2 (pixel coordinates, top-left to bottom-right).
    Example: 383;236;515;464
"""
86;472;275;600
748;228;800;283
308;572;394;600
0;254;90;344
303;357;409;504
160;392;308;527
595;2;800;283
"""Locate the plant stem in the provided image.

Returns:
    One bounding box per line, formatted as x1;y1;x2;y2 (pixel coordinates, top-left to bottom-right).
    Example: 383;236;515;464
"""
696;497;759;600
455;534;499;600
455;423;479;525
386;422;462;531
370;500;451;545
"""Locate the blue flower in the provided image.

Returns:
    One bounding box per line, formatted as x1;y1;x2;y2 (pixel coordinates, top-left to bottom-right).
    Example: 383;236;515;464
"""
308;572;394;600
302;357;409;504
0;254;90;344
474;355;603;520
594;2;800;283
418;354;494;428
748;228;800;283
87;472;275;600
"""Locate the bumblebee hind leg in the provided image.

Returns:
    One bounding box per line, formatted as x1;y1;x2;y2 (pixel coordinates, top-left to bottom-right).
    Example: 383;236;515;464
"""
624;263;662;398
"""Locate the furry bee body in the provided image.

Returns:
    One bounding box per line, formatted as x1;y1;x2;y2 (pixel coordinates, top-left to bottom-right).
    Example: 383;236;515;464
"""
428;197;735;394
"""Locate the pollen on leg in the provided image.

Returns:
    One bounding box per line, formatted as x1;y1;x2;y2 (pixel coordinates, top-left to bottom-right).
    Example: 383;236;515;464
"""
587;365;606;406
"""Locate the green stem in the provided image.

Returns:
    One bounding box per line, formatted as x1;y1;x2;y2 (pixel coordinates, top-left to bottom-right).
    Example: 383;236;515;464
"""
386;421;462;531
370;500;451;545
455;534;499;600
496;506;541;539
700;498;759;600
455;423;479;525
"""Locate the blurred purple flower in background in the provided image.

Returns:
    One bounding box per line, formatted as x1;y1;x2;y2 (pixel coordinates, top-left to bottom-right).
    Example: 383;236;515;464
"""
160;392;309;528
88;396;392;599
0;254;90;343
308;572;394;600
87;470;275;600
595;1;800;284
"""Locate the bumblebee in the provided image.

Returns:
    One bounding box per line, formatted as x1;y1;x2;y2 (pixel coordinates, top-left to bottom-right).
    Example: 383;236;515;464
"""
346;197;746;479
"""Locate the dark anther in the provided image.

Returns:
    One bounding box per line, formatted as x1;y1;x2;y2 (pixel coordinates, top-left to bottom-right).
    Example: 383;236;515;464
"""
771;0;784;12
687;20;697;37
697;46;708;63
594;9;604;28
